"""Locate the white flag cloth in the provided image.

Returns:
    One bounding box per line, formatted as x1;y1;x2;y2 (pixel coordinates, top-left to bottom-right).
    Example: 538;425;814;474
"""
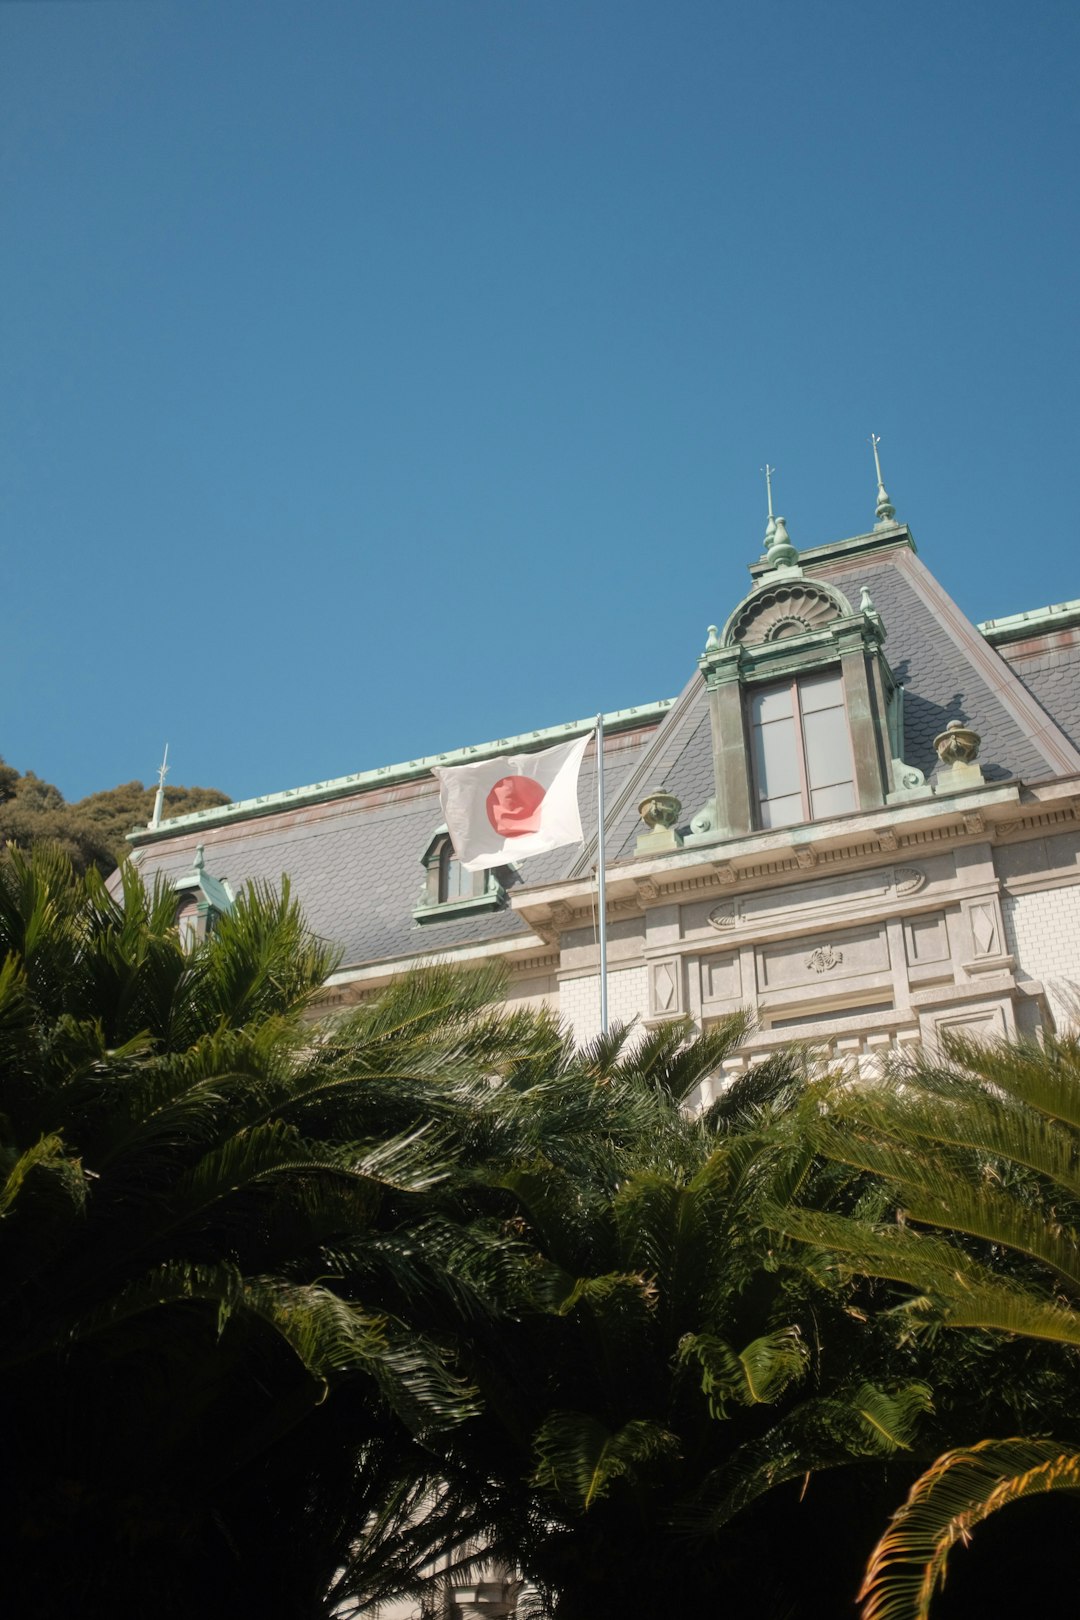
433;732;590;872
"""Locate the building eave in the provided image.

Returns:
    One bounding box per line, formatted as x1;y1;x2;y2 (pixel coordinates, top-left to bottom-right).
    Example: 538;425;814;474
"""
510;777;1080;939
126;700;675;846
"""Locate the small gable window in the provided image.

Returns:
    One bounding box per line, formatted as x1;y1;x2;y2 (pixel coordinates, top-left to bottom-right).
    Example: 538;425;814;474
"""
749;671;856;828
438;838;482;904
172;844;234;949
414;827;509;924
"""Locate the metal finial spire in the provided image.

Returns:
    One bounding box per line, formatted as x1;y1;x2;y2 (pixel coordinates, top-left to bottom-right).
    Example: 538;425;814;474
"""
150;743;169;829
870;433;896;526
761;463;777;547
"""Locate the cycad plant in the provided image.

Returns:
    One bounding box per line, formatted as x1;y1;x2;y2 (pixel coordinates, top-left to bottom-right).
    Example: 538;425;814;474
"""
358;1028;937;1620
0;846;539;1618
780;1030;1080;1619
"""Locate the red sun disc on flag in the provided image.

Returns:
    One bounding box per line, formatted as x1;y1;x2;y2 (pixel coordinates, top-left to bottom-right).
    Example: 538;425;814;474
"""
486;775;546;836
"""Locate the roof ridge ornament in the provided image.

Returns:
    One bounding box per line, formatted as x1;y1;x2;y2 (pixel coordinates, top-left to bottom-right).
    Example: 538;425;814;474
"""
150;743;169;829
760;462;799;569
761;463;777;549
870;432;897;527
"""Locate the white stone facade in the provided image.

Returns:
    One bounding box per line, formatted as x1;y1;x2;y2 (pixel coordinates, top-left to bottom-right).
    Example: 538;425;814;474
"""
512;787;1080;1075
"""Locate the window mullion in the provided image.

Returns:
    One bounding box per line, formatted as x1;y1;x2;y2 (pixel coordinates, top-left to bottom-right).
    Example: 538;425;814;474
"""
792;678;813;822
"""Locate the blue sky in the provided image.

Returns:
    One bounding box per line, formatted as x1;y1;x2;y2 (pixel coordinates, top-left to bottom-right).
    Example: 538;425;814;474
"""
4;1;1078;803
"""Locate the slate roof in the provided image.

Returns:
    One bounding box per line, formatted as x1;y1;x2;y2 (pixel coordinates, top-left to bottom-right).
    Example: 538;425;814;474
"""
820;548;1065;784
995;642;1080;755
129;524;1080;969
575;530;1080;872
131;726;658;967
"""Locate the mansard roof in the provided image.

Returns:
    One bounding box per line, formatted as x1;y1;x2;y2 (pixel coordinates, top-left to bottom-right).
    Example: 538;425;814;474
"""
127;521;1080;971
128;713;664;970
577;523;1080;870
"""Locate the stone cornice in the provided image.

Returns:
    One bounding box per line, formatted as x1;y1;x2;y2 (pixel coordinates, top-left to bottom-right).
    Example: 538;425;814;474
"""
980;598;1080;645
512;781;1080;934
323;932;560;992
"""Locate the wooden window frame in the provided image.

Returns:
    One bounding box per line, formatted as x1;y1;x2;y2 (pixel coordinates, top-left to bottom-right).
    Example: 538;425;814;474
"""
748;669;857;830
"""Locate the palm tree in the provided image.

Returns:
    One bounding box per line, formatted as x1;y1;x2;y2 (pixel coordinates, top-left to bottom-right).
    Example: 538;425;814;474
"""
0;846;538;1618
0;845;947;1619
326;1026;935;1620
780;1029;1080;1618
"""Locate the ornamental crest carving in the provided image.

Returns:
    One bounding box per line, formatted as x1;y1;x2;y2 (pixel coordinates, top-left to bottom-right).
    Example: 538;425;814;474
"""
722;579;853;647
806;945;843;974
707;903;739;930
893;867;927;896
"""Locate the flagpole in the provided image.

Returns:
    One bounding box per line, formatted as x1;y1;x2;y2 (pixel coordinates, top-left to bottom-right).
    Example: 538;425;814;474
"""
596;713;609;1035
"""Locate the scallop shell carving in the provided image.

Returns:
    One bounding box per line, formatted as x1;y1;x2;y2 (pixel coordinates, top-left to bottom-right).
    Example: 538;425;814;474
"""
724;581;851;646
894;867;927;895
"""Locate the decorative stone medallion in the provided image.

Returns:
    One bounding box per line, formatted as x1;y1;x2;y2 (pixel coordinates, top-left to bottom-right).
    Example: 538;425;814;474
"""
707;903;739;930
894;867;927;896
806;945;843;973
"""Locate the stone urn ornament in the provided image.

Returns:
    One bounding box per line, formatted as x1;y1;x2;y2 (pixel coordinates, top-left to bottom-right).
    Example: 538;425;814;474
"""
638;789;682;830
636;789;683;853
933;720;981;767
932;720;985;790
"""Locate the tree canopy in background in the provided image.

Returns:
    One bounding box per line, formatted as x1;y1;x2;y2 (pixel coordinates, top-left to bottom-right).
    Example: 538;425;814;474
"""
0;754;228;872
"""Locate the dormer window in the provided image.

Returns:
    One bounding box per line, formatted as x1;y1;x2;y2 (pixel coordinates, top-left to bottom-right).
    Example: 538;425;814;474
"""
171;843;234;948
750;671;856;828
692;516;931;844
437;838;482;904
414;827;509;924
175;894;202;949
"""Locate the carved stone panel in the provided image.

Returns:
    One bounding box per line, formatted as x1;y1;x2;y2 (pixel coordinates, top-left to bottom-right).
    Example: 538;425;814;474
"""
930;1004;1009;1045
649;959;684;1018
904;913;950;966
700;953;742;1006
758;924;890;991
961;895;1011;972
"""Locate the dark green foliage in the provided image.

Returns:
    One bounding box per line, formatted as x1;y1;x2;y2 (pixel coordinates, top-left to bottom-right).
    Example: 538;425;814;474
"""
8;847;1048;1620
0;847;532;1619
780;1032;1080;1616
311;1028;938;1620
0;754;229;872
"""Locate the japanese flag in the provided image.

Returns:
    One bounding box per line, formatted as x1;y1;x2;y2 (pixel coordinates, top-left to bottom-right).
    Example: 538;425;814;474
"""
433;733;590;872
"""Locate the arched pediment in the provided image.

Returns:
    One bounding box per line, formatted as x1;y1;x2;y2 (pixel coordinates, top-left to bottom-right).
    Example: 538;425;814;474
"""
721;577;854;647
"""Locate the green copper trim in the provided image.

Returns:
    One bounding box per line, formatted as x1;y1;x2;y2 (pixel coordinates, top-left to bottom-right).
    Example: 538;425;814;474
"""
979;599;1080;645
128;700;676;844
412;890;507;925
750;523;915;579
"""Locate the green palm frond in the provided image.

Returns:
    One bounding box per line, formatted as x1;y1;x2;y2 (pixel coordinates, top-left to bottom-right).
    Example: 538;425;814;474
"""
778;1206;1080;1345
609;1012;753;1104
534;1265;654;1318
817;1086;1080;1200
0;1132;82;1219
531;1412;680;1509
858;1437;1080;1620
897;1177;1080;1293
339;960;507;1047
678;1381;934;1534
678;1326;809;1417
191;877;340;1029
935;1029;1080;1128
